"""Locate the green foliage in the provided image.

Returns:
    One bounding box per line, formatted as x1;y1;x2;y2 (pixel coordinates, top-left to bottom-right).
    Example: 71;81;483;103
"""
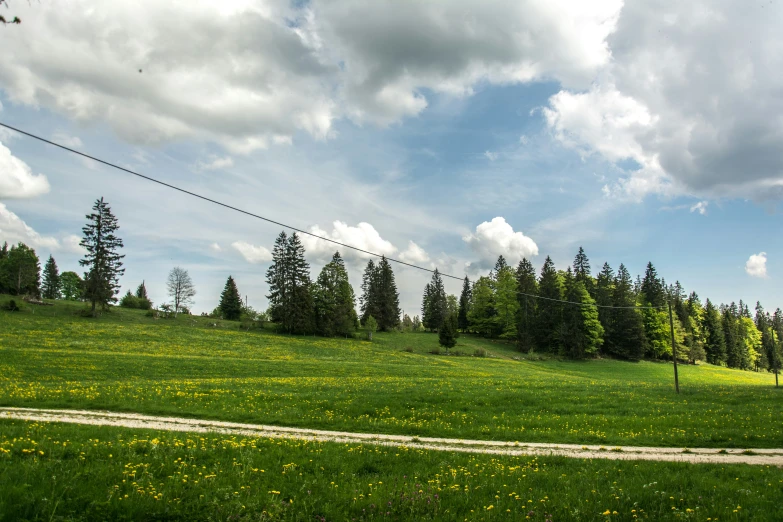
641;307;671;358
0;242;40;296
572;246;594;296
363;314;378;341
641;262;665;307
313;252;358;337
80;197;125;316
535;256;563;352
703;299;727;365
421;268;446;331
467;276;495;337
560;274;604;359
59;271;83;301
41;255;60;299
266;232;314;334
457;276;471;331
438;313;459;350
135;281;149;300
494;261;519;340
219;276;242;321
515;258;537;352
120;290;140;309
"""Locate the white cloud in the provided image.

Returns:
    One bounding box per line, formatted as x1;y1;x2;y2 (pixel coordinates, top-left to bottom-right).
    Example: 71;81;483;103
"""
0;203;63;251
690;201;708;215
463;217;538;268
52;133;83;148
542;0;783;201
196;156;234;171
745;252;768;278
519;135;529;145
484;150;498;161
300;221;397;264
0;141;51;199
62;235;87;255
209;242;222;252
231;241;272;264
399;241;430;264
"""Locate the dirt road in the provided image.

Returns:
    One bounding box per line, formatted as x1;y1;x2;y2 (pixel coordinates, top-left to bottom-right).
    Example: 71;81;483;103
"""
3;407;782;466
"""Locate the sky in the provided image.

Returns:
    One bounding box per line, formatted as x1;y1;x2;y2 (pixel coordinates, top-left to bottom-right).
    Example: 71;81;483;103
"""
0;0;781;315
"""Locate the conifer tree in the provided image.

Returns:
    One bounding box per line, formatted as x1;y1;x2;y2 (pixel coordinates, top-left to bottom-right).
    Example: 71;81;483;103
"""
313;252;357;337
80;197;125;316
360;259;380;325
457;276;471;332
572;246;594;296
285;233;314;334
703;299;727;365
136;281;149;300
723;303;743;368
607;264;646;360
560;270;604;359
421;283;433;329
422;268;447;331
219;275;242;320
493;255;508;277
683;292;707;363
375;256;400;331
468;276;496;337
640;262;665;307
42;255;60;299
438;313;459;351
494;259;519;339
266;231;289;324
535;256;563;352
515;258;537;352
594;262;614;348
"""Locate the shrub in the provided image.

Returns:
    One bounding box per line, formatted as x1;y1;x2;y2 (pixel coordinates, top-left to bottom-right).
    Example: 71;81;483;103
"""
473;348;487;358
119;292;140;309
5;299;20;312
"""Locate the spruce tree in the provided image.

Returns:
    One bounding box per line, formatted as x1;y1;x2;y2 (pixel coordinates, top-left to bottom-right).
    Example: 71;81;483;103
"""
494;260;519;339
80;197;125;316
493;255;508;277
560;270;604;359
375;256;401;331
723;303;743;368
468;276;496;337
515;258;538;352
594;262;614;350
438;313;459;351
703;299;727;365
42;255;60;299
360;259;380;325
535;256;563;352
266;231;289;325
607;264;646;360
640;262;665;307
136;281;149;300
219;275;242;320
285;233;314;334
421;283;433;330
573;246;594;296
457;276;471;332
314;252;357;337
422;268;446;331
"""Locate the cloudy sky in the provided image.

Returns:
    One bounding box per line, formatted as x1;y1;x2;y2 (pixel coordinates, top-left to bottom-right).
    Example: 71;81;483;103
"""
1;0;781;314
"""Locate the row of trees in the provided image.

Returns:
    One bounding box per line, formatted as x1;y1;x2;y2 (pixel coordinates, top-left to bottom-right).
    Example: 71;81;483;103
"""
421;247;782;370
1;244;84;302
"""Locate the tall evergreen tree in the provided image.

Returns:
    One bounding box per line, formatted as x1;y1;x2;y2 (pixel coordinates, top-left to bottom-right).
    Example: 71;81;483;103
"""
135;281;149;300
468;276;496;337
375;256;401;331
722;303;743;368
683;292;707;364
515;258;538;352
703;299;727;365
79;197;125;316
313;252;357;337
457;276;472;332
285;233;314;334
572;246;594;296
59;271;83;301
493;255;508;277
42;255;60;299
535;256;563;352
219;275;242;320
607;264;646;360
360;259;380;325
560;270;604;359
438;312;459;351
640;262;665;307
422;268;447;331
494;259;519;339
594;262;615;351
266;231;289;324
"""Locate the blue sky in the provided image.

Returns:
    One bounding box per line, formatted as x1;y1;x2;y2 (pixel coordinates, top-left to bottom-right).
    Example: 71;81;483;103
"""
0;0;781;315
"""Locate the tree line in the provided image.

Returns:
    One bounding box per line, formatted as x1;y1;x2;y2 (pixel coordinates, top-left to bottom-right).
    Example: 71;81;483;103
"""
419;247;782;371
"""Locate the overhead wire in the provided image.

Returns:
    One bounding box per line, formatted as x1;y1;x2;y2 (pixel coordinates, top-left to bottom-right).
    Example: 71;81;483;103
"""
0;121;667;310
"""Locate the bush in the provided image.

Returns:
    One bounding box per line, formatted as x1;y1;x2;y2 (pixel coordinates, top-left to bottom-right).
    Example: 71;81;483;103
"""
473;348;487;358
119;292;140;309
5;299;20;312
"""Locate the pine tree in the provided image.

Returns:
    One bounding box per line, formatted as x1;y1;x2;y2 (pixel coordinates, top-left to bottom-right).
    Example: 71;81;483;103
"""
640;262;665;307
59;271;83;301
266;231;289;325
80;197;125;316
493;255;508;277
607;264;646;360
573;246;594;296
683;292;707;364
535;256;563;352
560;271;604;359
219;276;242;320
515;258;538;352
422;269;447;331
468;276;496;337
42;255;60;299
494;260;519;339
438;313;459;351
723;303;743;368
594;262;614;351
457;276;471;332
703;299;727;365
375;256;400;331
314;252;358;337
285;233;314;334
136;281;149;300
360;259;380;325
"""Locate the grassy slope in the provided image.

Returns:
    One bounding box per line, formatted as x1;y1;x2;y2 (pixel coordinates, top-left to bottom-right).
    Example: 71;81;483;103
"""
1;297;781;448
2;420;782;521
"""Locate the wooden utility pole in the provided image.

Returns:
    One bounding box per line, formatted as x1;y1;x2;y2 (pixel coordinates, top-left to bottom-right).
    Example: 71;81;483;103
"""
668;301;680;394
772;328;779;388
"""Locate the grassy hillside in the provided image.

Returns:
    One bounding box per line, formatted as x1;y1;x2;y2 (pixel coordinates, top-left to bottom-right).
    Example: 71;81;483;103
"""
1;296;781;448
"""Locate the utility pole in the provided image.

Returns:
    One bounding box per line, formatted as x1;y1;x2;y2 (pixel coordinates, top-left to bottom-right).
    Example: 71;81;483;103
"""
772;327;779;388
668;301;680;394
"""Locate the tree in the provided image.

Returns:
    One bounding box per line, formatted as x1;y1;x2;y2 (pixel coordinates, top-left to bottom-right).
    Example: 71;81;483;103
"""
422;268;447;331
640;262;665;307
573;246;594;296
1;242;40;296
683;292;706;364
364;315;378;341
360;260;379;325
606;264;646;360
136;281;149;300
722;303;743;368
703;299;727;365
313;252;358;337
79;197;125;316
266;231;289;325
457;276;471;331
285;233;314;334
560;272;604;359
166;267;196;317
219;276;242;320
494;260;519;339
59;271;83;301
375;256;401;331
42;255;60;299
594;262;614;349
468;276;495;337
439;313;459;351
535;256;563;352
515;258;538;352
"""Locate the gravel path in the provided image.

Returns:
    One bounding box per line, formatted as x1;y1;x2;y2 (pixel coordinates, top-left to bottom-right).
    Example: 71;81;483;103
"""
3;407;782;466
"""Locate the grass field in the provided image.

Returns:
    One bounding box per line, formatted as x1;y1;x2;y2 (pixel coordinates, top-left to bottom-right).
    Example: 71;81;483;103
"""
2;420;782;521
1;297;781;449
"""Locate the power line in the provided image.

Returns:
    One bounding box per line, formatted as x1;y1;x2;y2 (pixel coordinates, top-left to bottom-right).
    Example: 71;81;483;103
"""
0;121;666;310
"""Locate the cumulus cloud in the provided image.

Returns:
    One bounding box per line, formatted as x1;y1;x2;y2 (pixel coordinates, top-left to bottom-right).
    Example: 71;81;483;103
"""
300;221;397;264
0;142;51;199
196;156;234;171
209;242;222;252
690;201;708;215
399;241;430;264
232;241;272;264
745;252;768;278
463;217;538;268
543;0;783;201
0;203;71;251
